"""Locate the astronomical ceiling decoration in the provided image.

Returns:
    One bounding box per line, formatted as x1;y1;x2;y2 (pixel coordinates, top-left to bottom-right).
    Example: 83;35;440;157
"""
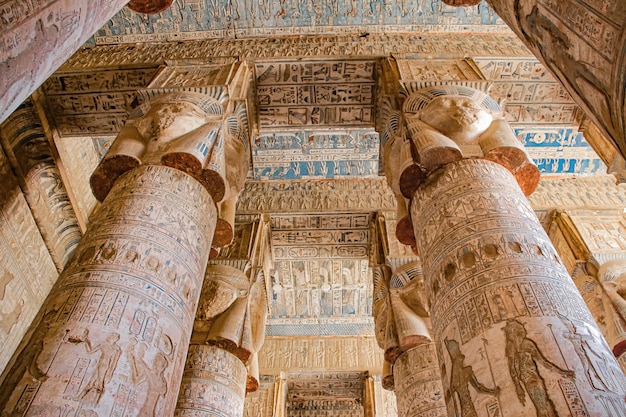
92;0;507;44
266;213;374;337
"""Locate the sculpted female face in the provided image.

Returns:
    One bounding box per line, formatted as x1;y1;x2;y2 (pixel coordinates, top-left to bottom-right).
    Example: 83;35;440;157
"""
134;101;208;143
419;96;493;144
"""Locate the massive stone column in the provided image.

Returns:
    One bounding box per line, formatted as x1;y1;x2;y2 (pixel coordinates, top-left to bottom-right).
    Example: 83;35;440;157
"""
176;219;272;416
0;90;230;415
0;99;82;271
444;0;626;163
0;0;131;124
388;85;626;417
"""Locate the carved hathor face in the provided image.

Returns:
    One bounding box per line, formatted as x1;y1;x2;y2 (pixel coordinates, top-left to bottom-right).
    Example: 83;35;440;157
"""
419;96;493;145
133;101;209;143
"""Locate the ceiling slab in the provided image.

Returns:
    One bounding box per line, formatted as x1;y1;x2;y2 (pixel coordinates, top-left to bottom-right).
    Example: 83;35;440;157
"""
93;1;508;44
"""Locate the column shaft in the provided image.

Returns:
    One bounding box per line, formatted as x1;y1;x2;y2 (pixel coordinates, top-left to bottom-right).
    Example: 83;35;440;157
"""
394;344;446;417
0;100;82;270
0;164;216;415
0;0;130;124
176;345;247;417
411;159;626;416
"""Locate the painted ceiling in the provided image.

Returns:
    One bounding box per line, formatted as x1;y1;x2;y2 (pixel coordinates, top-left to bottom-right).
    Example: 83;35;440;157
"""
44;1;609;348
92;0;507;44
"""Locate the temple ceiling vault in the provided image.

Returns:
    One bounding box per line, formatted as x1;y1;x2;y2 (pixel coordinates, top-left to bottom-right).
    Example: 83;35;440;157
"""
32;5;615;401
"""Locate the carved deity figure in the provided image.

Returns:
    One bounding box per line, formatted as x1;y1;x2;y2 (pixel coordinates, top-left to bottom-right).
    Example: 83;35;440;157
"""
390;86;539;199
503;319;574;417
444;338;499;417
129;342;169;417
90;92;225;203
80;331;122;404
561;321;610;391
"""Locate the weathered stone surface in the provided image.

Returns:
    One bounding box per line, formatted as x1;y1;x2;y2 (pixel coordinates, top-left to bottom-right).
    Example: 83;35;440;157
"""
411;159;626;417
0;165;216;415
487;0;626;162
259;337;383;373
0;100;82;271
0;0;129;124
176;345;247;417
128;0;174;14
394;344;446;417
0;147;58;377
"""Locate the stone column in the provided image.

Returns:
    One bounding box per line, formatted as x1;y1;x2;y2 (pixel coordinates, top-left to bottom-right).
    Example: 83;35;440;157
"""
593;260;626;373
391;85;626;416
394;344;445;417
273;373;288;417
0;99;82;271
176;219;272;416
176;344;248;417
0;90;227;415
373;260;447;417
363;372;376;417
0;0;131;124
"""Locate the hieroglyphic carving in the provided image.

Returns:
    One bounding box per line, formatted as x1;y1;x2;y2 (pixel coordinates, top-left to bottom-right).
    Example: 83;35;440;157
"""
286;371;365;417
0;0;130;124
0;147;58;375
0;99;82;271
410;159;626;417
374;377;398;417
259;337;383;373
529;176;626;210
252;129;379;180
175;345;247;417
237;178;396;214
41;66;159;136
394;344;446;417
256;60;376;129
515;127;605;176
396;58;483;82
0;165;216;415
61;34;534;71
567;210;626;264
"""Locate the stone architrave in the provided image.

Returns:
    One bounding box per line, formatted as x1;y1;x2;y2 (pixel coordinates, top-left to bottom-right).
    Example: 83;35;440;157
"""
0;99;82;271
386;85;626;417
0;0;130;124
0;88;230;415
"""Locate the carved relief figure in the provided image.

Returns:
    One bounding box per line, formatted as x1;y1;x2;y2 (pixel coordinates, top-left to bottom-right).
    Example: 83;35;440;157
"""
561;319;611;391
129;342;169;416
503;319;574;417
80;331;122;404
445;338;499;417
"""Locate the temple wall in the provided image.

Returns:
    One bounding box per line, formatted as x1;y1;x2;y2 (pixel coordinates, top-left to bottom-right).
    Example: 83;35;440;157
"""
0;147;58;374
